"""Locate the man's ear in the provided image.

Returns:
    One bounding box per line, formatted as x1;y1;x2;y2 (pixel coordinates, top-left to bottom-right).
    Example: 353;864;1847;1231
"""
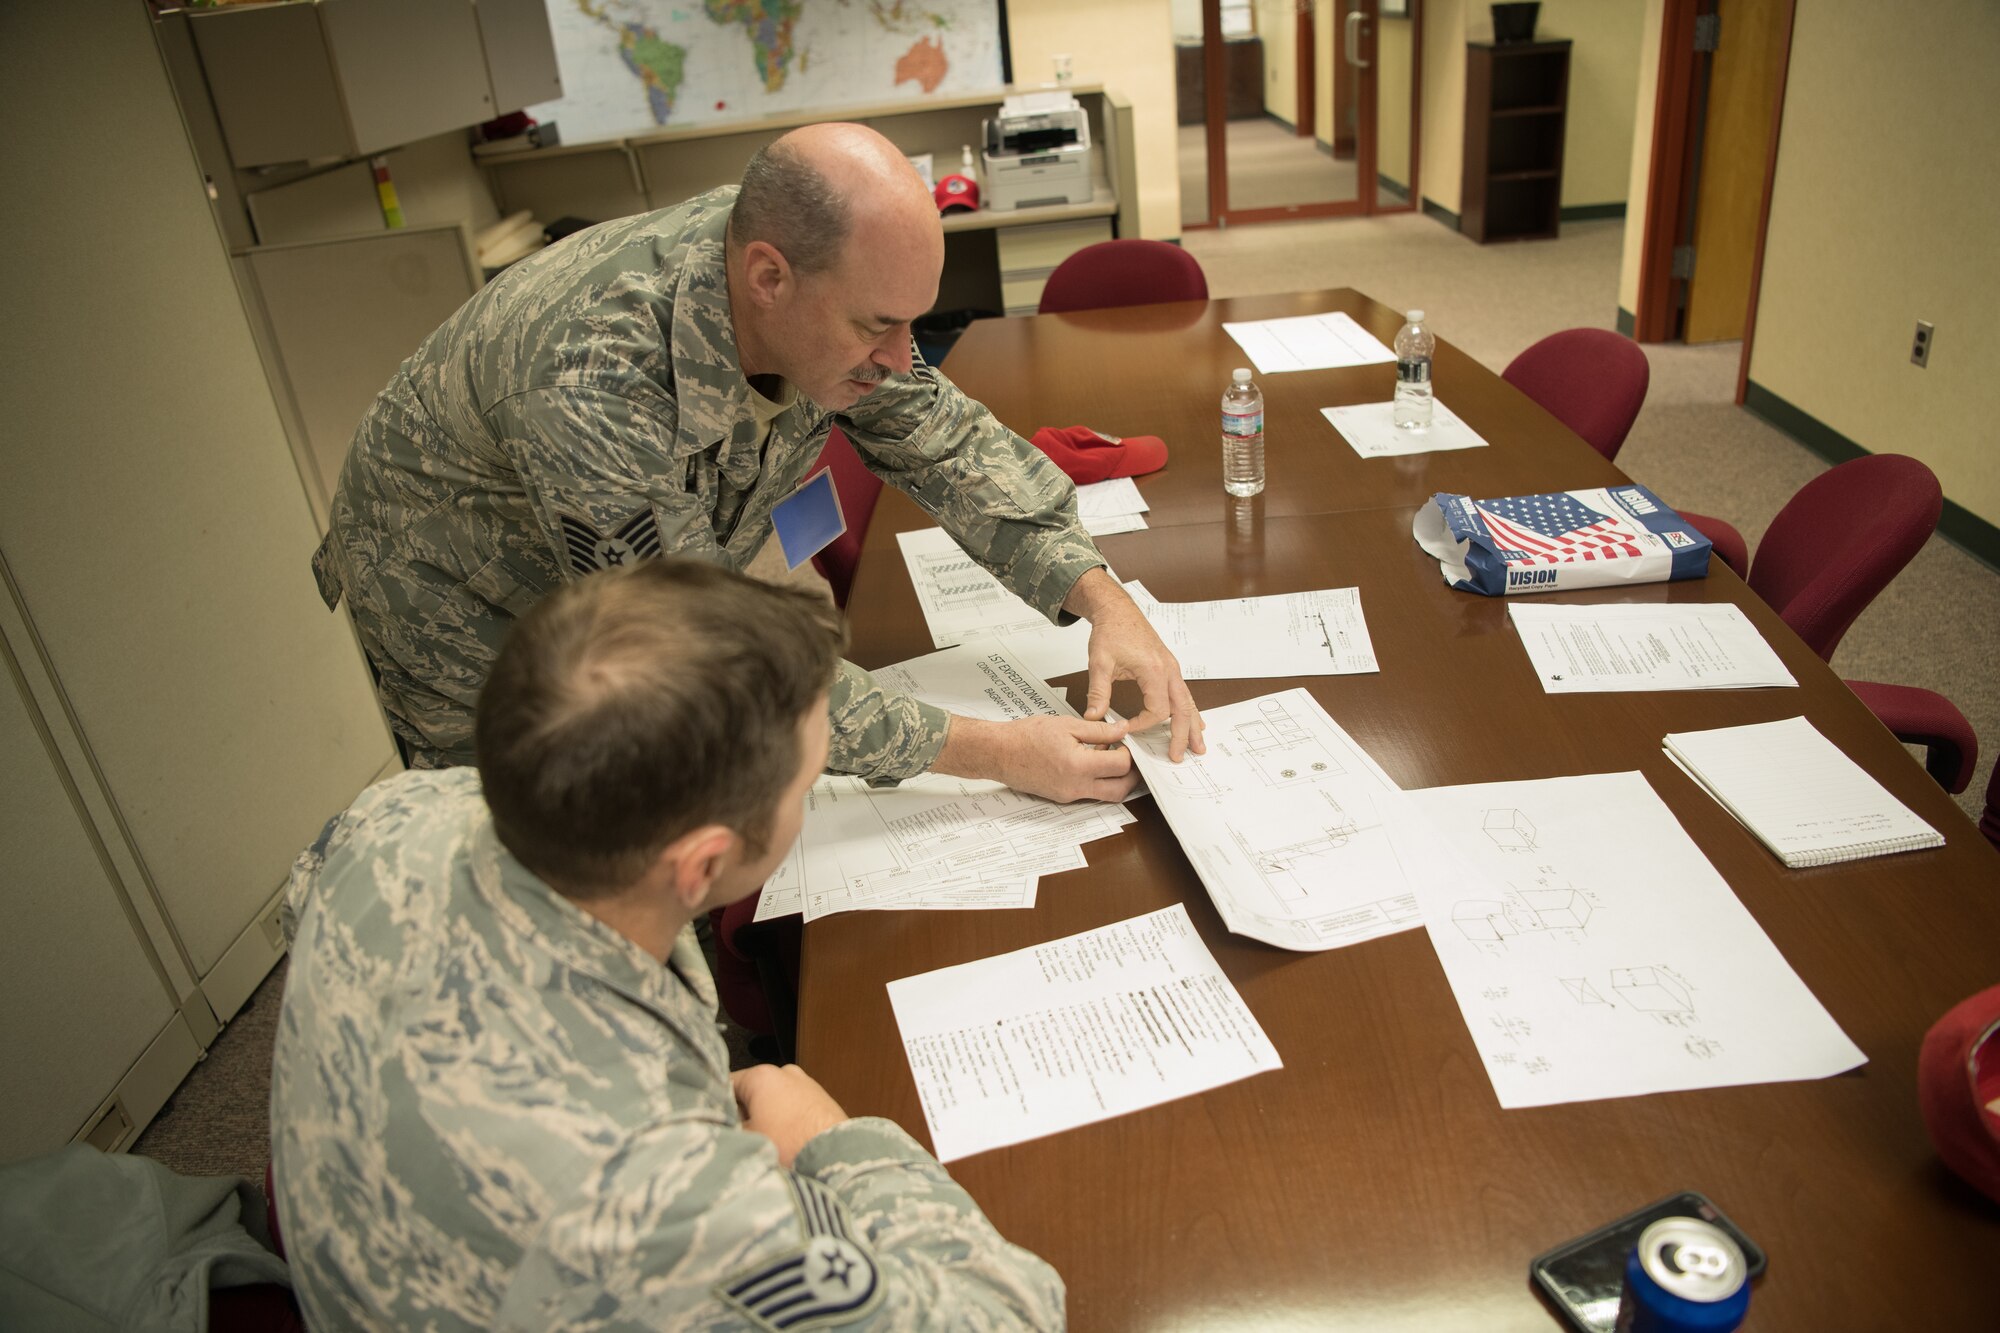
660;825;737;911
738;240;792;309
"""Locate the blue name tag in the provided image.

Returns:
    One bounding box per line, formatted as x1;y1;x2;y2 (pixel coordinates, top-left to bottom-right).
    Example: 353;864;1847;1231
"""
771;467;848;570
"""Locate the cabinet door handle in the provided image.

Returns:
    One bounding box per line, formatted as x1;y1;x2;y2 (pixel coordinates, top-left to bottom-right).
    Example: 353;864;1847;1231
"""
1345;10;1370;67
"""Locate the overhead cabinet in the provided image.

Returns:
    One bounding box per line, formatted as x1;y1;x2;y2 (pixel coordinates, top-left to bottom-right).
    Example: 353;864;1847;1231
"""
187;0;562;168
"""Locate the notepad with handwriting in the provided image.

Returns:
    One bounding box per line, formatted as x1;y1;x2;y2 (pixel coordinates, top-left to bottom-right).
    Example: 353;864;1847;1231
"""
1664;716;1944;868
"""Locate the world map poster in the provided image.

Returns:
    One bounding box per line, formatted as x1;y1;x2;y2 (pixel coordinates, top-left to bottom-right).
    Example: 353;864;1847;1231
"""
529;0;1009;145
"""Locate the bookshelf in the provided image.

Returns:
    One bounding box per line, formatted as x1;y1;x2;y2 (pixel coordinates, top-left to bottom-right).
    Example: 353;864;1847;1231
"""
1460;40;1571;243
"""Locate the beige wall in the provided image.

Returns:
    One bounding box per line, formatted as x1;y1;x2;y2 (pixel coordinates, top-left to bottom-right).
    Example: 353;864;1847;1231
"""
1314;0;1336;151
1257;0;1299;123
1420;0;1468;212
1008;0;1181;239
1534;0;1645;207
1748;0;2000;526
1377;16;1416;189
1617;0;1666;313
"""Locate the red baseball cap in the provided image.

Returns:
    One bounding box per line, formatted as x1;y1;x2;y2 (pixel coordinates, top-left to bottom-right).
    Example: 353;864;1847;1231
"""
1030;425;1168;485
1918;982;2000;1204
934;174;980;215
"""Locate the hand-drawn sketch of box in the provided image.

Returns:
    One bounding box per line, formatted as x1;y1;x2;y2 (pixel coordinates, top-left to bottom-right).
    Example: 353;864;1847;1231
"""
1520;886;1590;931
1482;807;1538;852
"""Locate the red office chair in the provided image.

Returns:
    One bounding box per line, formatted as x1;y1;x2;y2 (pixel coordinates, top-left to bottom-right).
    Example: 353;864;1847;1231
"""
1983;754;2000;852
1679;512;1750;576
1501;328;1651;462
708;893;803;1062
1743;454;1940;662
1844;680;1978;794
1037;239;1209;315
807;427;884;608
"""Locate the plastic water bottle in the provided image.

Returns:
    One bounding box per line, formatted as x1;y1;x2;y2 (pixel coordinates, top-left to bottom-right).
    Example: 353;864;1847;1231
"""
1222;367;1265;496
1393;310;1435;430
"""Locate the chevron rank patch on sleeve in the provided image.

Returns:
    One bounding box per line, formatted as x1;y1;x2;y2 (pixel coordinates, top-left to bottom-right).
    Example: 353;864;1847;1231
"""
560;507;665;575
717;1175;882;1330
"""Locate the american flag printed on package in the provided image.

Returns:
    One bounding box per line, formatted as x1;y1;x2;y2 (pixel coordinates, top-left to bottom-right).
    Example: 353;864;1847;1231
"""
1411;483;1713;596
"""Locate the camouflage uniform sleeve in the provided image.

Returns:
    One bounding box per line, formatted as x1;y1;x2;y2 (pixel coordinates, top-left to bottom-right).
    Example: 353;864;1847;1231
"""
827;660;953;782
840;349;1105;626
493;1116;1063;1332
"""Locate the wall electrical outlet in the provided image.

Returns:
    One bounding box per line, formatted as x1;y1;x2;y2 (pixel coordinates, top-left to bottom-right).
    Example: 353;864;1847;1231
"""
1911;320;1934;368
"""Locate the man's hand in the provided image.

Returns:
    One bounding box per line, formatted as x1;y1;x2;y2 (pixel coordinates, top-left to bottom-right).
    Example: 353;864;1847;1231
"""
931;714;1139;803
732;1064;849;1168
1064;568;1206;761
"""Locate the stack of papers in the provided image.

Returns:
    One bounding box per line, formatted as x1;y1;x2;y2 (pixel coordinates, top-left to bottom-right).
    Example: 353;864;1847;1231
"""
1508;603;1797;692
1397;770;1866;1108
887;904;1283;1160
755;641;1134;923
1125;688;1423;951
1664;716;1944;868
1322;399;1490;457
1075;476;1150;536
1222;311;1397;374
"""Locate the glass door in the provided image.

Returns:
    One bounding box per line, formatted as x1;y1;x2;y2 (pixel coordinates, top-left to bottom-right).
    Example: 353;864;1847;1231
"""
1180;0;1421;228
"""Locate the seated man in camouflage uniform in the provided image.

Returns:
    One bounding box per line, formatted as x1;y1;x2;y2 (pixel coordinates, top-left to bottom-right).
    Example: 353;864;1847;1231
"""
272;558;1063;1331
315;121;1203;803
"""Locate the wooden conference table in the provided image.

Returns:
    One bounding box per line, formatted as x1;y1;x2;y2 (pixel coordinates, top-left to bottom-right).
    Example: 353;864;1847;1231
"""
797;291;2000;1330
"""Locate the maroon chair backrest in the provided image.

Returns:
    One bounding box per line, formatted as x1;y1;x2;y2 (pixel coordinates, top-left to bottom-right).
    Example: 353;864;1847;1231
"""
1747;454;1941;662
1983;755;2000;853
1500;328;1651;462
1037;239;1209;315
711;898;774;1036
806;427;883;608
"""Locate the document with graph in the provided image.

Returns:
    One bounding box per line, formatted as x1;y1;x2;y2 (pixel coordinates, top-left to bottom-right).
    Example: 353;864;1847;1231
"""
1124;688;1423;951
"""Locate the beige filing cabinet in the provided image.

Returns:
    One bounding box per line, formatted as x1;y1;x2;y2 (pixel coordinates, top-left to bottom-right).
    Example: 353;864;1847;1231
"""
186;0;562;169
0;4;397;1158
478;85;1141;319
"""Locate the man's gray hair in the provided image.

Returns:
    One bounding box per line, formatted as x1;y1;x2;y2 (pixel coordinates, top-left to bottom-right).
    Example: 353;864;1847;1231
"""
731;141;850;275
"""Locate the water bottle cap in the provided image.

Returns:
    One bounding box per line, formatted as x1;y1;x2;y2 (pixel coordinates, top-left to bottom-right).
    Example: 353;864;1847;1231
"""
1406;310;1425;322
1232;368;1252;383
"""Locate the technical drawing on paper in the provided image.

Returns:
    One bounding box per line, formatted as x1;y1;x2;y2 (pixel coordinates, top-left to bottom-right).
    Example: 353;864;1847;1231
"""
1231;698;1347;786
1483;808;1538;853
912;550;1012;615
1684;1037;1725;1060
1611;965;1694;1016
1452;883;1593;945
1560;977;1610;1006
1230;791;1361;905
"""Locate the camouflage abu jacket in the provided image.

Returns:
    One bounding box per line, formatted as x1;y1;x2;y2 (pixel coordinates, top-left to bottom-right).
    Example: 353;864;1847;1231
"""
271;768;1065;1332
315;186;1104;777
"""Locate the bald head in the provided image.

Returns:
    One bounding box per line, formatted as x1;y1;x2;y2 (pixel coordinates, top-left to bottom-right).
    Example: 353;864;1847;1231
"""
730;122;940;276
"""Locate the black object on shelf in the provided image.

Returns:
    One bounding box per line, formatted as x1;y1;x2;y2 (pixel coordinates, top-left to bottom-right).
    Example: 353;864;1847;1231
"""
1460;40;1569;243
1492;3;1540;43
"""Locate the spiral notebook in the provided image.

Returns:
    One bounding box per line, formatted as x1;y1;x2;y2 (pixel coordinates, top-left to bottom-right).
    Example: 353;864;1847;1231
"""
1663;716;1944;868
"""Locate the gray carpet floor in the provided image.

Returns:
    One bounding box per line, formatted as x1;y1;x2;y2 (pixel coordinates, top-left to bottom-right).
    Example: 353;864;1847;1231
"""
134;211;1998;1186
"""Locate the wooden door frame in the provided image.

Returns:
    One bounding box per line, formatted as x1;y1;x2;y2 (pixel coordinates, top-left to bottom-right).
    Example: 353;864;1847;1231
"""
1735;0;1797;403
1635;0;1795;361
1189;0;1420;229
1297;0;1316;138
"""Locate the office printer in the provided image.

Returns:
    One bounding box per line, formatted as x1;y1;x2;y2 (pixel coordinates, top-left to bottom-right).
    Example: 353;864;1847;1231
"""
981;92;1094;210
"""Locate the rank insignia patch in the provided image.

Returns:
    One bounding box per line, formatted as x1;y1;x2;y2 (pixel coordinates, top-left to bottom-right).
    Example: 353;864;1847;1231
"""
560;508;663;575
716;1177;882;1330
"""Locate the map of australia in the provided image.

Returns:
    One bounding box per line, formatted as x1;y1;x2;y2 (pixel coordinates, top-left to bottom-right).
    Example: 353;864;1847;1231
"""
535;0;1005;145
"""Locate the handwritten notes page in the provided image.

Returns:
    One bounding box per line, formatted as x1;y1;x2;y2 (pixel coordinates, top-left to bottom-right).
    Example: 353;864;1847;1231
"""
1398;770;1866;1109
887;904;1282;1161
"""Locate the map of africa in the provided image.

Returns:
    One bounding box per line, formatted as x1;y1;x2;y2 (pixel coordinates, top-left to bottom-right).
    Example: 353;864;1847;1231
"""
528;0;1007;145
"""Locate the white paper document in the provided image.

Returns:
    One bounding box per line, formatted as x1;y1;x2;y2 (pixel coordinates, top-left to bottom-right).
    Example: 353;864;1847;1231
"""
1507;603;1798;692
1125;689;1424;951
1132;586;1379;678
1322;399;1490;457
1222;311;1397;374
1075;476;1150;528
1664;716;1943;868
897;526;1055;648
887;904;1283;1161
1397;771;1866;1109
755;642;1133;923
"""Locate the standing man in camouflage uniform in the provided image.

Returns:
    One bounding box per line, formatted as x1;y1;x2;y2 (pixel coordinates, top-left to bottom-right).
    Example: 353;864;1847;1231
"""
315;121;1203;801
273;559;1065;1331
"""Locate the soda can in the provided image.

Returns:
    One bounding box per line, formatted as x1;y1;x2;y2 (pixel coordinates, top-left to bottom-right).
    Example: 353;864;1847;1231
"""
1613;1217;1750;1332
